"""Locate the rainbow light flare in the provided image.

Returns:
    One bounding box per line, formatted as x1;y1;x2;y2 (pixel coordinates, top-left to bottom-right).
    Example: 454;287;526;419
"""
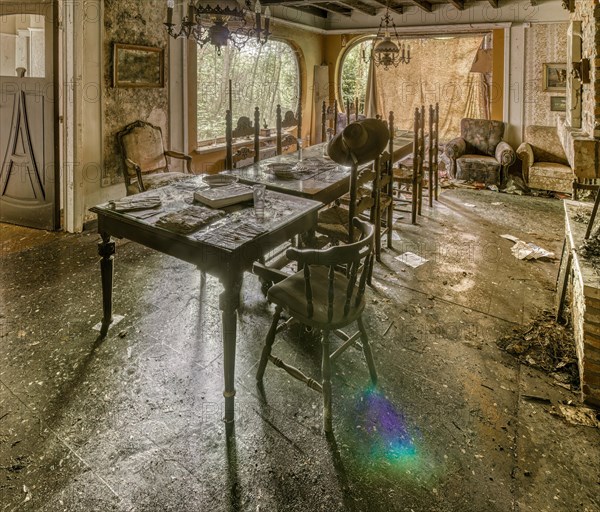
350;386;420;467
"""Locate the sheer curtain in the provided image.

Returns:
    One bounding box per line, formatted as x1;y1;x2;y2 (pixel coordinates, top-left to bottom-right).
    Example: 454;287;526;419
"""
373;36;488;141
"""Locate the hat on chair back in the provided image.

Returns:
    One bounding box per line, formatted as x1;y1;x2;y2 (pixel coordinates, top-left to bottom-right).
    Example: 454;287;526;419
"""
327;118;389;167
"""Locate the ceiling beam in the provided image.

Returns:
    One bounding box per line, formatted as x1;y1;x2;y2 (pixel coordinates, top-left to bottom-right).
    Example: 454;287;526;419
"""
314;2;352;16
370;0;404;15
406;0;433;13
334;0;378;16
260;1;330;18
448;0;465;9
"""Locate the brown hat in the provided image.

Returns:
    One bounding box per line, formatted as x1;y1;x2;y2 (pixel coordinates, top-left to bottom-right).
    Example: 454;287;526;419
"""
327;118;389;166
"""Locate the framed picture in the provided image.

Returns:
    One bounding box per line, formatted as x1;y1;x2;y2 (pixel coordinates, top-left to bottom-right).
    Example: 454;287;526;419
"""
550;96;566;112
113;43;164;88
543;63;567;92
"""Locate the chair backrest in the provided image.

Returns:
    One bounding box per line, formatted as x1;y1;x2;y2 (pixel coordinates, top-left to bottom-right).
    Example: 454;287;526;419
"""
226;109;261;169
117;120;168;178
286;218;374;321
460;118;506;157
276;105;301;154
524;125;568;165
232;146;256;168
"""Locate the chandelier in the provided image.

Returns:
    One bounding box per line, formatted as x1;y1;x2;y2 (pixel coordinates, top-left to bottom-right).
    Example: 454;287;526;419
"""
366;3;410;70
165;1;271;55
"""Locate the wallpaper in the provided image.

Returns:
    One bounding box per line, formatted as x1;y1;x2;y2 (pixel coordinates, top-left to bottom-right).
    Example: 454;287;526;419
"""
523;23;568;129
103;0;169;183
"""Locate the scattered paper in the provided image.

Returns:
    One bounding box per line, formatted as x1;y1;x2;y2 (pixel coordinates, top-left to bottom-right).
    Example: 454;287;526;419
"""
392;231;401;241
396;252;429;268
501;234;555;260
556;403;600;428
463;203;477;208
491;202;503;206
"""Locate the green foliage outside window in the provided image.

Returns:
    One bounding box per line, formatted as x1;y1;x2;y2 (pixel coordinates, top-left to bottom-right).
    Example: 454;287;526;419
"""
197;38;300;142
340;39;373;109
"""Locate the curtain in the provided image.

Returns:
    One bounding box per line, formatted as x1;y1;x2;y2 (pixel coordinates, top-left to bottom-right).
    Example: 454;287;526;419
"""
374;36;488;141
364;56;381;118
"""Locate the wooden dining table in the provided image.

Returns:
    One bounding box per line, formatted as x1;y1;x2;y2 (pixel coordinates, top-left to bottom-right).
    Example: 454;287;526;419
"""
227;136;414;204
90;176;322;428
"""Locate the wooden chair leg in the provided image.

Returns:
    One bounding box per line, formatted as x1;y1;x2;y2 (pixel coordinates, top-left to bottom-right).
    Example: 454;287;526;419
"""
357;316;377;385
386;202;393;249
321;330;333;433
256;305;282;381
375;203;382;262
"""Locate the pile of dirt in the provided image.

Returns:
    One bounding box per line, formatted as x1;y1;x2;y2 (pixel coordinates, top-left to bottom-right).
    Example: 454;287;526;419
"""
497;311;579;389
579;229;600;259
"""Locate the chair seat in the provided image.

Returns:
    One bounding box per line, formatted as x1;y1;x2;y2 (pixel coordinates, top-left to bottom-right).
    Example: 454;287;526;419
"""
528;162;574;193
267;266;366;328
456;155;500;184
127;172;191;195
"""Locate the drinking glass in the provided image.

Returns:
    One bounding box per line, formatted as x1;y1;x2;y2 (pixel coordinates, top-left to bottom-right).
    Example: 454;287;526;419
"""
253;184;266;220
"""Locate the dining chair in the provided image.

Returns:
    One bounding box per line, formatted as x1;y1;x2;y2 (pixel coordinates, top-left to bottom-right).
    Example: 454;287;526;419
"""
321;100;339;142
225;108;261;170
117;120;193;196
276;105;302;154
256;217;377;433
392;106;427;225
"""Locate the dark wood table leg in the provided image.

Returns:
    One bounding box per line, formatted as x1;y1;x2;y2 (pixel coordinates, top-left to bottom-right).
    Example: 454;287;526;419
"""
97;233;115;338
219;271;243;426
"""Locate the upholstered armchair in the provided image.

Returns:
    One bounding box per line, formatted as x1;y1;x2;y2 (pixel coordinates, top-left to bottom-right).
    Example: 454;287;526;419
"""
445;118;516;186
517;125;573;194
118;120;193;195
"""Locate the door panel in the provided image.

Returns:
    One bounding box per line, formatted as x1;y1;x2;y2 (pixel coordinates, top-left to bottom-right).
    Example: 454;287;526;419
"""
0;9;57;230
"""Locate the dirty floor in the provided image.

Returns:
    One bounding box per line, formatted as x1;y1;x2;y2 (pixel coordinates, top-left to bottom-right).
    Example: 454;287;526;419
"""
1;189;599;512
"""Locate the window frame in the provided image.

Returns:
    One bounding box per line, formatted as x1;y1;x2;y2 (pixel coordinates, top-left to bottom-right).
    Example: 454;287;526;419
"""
193;36;303;145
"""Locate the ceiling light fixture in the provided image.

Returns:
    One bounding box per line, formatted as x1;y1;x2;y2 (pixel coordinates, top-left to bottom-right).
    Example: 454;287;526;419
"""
165;0;271;55
366;1;410;70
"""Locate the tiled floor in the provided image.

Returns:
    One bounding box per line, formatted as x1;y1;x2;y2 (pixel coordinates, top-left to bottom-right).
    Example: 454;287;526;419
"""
1;189;598;512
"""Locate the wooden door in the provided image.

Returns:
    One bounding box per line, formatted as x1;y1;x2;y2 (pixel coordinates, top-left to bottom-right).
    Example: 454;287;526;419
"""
0;8;58;230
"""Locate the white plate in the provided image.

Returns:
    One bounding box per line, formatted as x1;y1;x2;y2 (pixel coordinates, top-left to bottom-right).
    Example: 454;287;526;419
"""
202;174;239;187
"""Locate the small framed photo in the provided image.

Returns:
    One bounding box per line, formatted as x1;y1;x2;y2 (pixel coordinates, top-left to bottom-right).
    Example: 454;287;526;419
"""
113;43;164;88
550;96;566;112
543;63;567;92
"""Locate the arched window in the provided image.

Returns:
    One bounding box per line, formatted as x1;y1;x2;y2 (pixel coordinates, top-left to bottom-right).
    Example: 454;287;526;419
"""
339;38;374;110
197;38;300;142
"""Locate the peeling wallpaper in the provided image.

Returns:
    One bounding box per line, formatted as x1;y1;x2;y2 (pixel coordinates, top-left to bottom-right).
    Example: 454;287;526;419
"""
103;0;169;182
523;23;568;129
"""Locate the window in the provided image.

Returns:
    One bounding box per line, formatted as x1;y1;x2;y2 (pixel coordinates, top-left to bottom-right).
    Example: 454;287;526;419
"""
197;38;300;142
339;38;374;110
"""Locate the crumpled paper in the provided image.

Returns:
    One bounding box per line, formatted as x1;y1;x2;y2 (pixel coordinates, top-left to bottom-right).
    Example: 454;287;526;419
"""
501;234;555;260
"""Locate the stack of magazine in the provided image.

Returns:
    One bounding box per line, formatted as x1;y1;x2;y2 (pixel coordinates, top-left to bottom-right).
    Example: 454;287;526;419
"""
193;184;254;208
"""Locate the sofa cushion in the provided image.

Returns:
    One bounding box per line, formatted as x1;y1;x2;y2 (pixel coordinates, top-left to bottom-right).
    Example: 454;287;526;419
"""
524;125;568;165
460;118;505;157
528;163;573;193
456;155;500;185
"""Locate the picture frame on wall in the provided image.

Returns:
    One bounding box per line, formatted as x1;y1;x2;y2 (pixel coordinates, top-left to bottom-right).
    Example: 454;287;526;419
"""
550;96;566;112
542;63;567;92
113;43;164;88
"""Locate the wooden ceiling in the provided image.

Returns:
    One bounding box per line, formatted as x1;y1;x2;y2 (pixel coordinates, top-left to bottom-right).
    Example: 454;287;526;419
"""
259;0;501;18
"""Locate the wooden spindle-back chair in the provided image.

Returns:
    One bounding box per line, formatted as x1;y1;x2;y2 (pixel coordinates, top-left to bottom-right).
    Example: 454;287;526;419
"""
256;217;377;433
225;108;261;170
276;105;302;155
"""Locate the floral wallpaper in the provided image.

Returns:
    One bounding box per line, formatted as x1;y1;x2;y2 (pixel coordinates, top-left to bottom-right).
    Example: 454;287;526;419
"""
103;0;169;183
523;23;568;129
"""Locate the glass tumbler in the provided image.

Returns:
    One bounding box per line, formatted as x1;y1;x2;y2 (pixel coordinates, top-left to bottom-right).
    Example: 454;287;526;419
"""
253;184;266;220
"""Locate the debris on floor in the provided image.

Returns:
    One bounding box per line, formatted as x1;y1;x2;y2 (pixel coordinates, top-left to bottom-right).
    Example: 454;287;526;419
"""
500;234;555;260
552;402;600;428
497;311;579;389
579;227;600;259
573;207;591;224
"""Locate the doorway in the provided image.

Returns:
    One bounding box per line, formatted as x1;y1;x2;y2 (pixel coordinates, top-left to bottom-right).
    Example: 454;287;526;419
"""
0;4;59;230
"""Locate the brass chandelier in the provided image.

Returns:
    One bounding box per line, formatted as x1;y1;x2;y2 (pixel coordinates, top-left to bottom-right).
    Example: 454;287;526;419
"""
165;0;271;55
367;3;411;70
